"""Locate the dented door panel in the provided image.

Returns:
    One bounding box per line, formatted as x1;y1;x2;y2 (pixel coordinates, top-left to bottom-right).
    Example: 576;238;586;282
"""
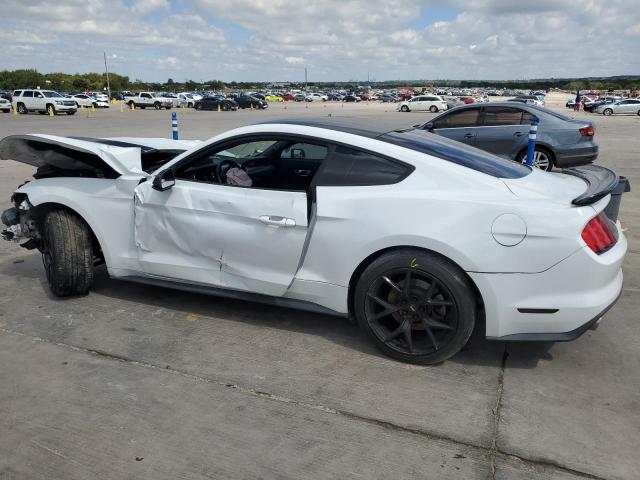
133;179;309;296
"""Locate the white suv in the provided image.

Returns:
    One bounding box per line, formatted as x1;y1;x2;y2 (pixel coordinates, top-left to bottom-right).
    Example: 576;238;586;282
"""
398;95;448;113
12;89;77;115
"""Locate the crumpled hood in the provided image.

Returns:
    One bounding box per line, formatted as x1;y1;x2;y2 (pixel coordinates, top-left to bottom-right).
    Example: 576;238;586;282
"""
0;134;199;177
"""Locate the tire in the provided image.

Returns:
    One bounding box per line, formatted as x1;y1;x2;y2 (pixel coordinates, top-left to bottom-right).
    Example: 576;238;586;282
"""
637;110;640;116
165;106;171;110
41;209;94;297
46;104;55;115
188;102;193;108
92;102;98;109
128;101;135;110
400;105;409;112
17;103;28;114
222;103;229;111
603;108;613;116
353;249;476;364
429;105;438;113
154;102;162;110
518;147;554;171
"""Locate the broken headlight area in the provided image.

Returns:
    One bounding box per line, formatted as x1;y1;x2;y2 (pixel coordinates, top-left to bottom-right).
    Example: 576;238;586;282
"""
1;195;40;250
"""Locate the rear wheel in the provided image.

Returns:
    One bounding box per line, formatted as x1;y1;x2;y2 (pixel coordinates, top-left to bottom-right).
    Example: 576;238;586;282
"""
354;250;476;364
41;210;94;296
603;108;613;116
222;103;229;111
400;105;409;112
518;147;554;171
128;101;136;110
154;102;162;110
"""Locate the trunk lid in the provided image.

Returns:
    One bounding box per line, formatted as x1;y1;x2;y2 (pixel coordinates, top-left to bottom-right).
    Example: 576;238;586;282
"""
502;165;617;206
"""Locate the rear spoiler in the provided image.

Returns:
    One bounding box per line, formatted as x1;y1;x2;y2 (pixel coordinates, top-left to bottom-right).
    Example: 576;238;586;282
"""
562;165;619;206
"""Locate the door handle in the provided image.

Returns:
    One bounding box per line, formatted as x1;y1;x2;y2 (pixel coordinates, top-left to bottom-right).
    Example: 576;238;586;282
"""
259;215;296;227
463;133;475;139
513;131;523;137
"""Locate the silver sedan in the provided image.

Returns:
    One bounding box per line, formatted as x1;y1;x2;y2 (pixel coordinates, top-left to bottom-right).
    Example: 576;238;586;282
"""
596;99;640;116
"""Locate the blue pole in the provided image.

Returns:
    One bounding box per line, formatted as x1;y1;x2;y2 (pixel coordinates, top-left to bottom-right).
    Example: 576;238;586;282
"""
525;117;539;167
171;112;178;140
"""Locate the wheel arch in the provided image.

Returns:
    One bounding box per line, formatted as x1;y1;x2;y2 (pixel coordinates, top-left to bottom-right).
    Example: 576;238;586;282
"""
29;201;105;263
346;245;484;319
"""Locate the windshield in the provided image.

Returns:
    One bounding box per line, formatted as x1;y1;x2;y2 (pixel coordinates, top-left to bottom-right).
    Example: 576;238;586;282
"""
42;91;63;98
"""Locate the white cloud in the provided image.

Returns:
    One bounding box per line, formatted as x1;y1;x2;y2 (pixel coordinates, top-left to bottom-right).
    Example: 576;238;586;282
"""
1;0;639;81
285;57;304;65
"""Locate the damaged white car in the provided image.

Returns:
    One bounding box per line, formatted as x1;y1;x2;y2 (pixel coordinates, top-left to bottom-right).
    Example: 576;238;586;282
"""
0;120;628;364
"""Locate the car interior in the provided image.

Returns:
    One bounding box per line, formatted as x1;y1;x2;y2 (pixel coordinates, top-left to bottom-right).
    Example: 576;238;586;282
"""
174;138;329;191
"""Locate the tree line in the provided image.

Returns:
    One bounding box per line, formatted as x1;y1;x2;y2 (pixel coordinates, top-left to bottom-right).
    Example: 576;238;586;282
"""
1;69;638;93
0;69;225;93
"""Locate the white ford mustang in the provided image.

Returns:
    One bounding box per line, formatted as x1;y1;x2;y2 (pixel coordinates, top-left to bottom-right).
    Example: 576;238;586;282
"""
0;119;628;364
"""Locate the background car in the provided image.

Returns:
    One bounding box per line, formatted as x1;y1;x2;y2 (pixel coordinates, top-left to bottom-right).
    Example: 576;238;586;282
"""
11;89;77;115
280;93;295;101
194;97;238;111
342;94;361;102
71;94;105;108
236;95;268;109
0;91;12;101
0;98;11;112
417;102;598;171
596;99;640;115
398;95;448;113
265;94;284;102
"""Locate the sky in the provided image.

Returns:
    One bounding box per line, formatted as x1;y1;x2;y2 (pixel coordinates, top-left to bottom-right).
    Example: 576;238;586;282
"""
3;0;640;82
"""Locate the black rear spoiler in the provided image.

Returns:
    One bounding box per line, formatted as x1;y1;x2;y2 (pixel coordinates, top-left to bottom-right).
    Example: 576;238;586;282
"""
562;165;619;206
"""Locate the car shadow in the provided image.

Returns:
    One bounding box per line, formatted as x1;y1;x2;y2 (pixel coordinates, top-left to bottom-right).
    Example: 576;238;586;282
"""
1;253;553;369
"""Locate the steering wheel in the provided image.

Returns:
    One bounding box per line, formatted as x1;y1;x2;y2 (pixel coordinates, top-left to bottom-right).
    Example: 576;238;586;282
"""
216;159;244;184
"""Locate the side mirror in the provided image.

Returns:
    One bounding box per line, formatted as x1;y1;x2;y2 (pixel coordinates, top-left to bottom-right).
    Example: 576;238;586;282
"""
424;122;434;131
152;169;175;191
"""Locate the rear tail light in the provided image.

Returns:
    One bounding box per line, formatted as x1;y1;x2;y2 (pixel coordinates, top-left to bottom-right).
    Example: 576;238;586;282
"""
581;213;617;254
579;125;595;137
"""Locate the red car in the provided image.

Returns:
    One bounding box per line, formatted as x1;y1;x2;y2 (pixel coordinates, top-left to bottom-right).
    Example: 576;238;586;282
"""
281;93;295;101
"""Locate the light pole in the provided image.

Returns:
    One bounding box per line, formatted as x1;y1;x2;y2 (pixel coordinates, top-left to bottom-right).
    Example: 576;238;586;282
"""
104;52;111;100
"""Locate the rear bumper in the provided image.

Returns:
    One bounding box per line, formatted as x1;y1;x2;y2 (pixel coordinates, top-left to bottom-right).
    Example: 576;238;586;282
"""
470;229;627;339
555;145;599;167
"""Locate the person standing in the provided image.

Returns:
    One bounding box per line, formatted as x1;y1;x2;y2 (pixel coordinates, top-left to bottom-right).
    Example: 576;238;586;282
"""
574;90;581;111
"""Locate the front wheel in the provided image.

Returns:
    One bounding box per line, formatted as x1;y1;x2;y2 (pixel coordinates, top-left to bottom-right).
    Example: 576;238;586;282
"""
603;108;613;116
354;250;476;364
41;209;94;296
429;105;438;113
154;102;162;110
400;105;409;112
17;103;28;114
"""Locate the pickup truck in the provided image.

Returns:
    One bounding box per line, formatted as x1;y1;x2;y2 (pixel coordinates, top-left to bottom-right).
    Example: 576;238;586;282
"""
124;92;173;110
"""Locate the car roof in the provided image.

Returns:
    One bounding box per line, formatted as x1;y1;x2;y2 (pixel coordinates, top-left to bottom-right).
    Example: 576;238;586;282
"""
254;117;530;179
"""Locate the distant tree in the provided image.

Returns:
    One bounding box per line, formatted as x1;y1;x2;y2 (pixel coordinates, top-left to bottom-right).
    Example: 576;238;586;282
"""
167;78;175;85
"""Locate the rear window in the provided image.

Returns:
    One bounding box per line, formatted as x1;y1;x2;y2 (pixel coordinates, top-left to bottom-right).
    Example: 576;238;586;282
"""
482;106;527;126
378;130;530;179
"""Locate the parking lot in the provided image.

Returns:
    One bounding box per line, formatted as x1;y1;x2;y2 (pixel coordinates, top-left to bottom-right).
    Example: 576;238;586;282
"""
0;94;638;480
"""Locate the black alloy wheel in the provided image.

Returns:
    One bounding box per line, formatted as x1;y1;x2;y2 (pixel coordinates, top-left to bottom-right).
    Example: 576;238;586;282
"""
354;250;475;364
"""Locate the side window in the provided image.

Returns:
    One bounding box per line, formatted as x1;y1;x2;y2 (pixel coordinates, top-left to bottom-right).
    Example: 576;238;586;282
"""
482;107;524;126
317;146;410;186
13;90;22;97
520;111;534;125
34;92;43;98
23;91;34;98
432;108;480;129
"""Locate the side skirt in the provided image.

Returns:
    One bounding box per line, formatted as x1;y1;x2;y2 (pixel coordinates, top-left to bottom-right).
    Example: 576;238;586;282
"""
117;275;346;318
